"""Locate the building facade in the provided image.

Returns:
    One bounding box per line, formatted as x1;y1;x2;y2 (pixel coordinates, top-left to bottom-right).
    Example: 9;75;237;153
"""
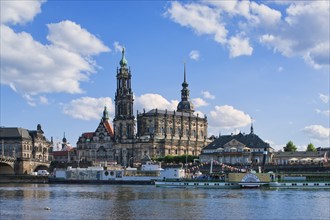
76;107;115;163
0;124;52;162
76;49;210;165
199;126;274;165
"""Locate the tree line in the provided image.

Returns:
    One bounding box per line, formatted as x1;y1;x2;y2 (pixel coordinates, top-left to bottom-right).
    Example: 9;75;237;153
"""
283;141;318;152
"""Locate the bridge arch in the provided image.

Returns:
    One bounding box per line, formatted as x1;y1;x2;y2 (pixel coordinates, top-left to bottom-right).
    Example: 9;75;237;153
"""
33;164;50;172
0;162;15;174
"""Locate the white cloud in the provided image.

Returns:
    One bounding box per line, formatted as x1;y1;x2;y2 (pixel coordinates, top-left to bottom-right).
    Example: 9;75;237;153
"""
47;20;110;56
260;1;330;69
135;93;178;112
319;93;329;104
62;97;114;120
113;41;124;53
166;1;329;68
228;34;253;57
0;0;44;25
192;98;209;107
189;50;200;60
165;2;228;44
302;125;330;140
202;91;215;99
1;25;92;95
209;105;251;129
1;9;110;103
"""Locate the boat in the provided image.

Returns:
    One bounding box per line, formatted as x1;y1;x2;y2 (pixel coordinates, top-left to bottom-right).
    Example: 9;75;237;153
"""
49;161;185;184
268;173;330;189
155;171;272;188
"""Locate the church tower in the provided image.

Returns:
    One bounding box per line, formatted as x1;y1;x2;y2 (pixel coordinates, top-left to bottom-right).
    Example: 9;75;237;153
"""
177;63;194;113
113;48;135;142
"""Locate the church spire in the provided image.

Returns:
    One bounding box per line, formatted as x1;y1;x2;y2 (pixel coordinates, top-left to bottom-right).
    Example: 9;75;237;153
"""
177;63;194;113
250;117;254;134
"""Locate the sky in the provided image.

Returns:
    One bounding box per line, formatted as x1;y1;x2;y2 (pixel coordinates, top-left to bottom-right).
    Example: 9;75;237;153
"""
0;0;329;151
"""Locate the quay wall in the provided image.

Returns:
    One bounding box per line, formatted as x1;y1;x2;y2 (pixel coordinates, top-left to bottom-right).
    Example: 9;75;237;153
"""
0;175;48;183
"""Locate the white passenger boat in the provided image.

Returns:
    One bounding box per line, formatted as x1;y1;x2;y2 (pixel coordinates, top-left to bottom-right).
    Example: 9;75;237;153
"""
268;175;330;189
49;161;185;184
155;172;271;189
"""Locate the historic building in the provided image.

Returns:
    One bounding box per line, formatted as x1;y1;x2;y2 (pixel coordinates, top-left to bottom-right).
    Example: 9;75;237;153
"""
0;124;52;174
199;125;274;165
0;124;52;161
76;106;115;163
134;64;209;161
76;49;210;165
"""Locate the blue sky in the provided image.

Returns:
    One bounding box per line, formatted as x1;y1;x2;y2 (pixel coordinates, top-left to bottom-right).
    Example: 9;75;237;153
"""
1;0;329;151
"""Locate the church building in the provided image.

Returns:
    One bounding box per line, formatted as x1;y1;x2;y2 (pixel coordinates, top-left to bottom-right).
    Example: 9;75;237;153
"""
76;49;210;165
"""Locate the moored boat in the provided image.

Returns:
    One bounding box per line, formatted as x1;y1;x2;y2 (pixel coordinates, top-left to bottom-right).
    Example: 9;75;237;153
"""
49;161;185;184
155;172;272;188
268;174;330;189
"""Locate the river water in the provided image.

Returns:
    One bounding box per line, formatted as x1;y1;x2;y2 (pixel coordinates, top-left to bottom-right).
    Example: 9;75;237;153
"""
0;184;329;220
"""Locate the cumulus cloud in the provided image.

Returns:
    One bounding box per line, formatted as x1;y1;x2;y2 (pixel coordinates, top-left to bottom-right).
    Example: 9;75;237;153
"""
0;3;110;103
192;98;209;107
202;91;215;99
47;20;110;56
228;34;253;57
165;2;228;44
209;105;251;129
166;1;329;68
189;50;200;60
260;1;329;69
302;125;330;140
62;97;114;120
0;0;44;25
135;93;178;112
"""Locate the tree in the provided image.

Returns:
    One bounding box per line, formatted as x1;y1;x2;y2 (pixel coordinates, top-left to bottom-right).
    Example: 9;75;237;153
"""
306;143;317;152
283;141;297;152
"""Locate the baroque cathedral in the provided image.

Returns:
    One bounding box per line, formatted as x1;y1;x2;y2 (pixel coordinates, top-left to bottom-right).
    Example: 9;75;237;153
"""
77;49;210;166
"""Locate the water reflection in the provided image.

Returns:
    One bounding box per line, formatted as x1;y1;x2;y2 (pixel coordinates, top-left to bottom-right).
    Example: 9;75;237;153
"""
0;184;329;220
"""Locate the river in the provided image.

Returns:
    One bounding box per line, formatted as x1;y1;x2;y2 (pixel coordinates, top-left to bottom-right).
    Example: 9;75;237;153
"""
0;184;329;220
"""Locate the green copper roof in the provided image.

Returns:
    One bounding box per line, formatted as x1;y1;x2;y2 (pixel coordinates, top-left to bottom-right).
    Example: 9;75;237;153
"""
120;47;128;67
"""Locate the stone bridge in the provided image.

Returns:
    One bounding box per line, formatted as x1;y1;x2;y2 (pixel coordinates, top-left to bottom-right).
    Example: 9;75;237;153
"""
0;156;50;175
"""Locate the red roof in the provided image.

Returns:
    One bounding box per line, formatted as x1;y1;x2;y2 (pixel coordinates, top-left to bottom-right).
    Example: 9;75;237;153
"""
103;121;114;137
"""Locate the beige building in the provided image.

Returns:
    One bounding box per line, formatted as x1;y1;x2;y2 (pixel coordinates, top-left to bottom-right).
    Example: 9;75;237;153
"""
0;124;52;162
76;49;210;165
199;127;274;165
76;107;115;163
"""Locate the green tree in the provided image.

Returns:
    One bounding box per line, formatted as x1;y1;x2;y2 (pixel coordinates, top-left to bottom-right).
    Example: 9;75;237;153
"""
283;141;297;152
306;143;317;152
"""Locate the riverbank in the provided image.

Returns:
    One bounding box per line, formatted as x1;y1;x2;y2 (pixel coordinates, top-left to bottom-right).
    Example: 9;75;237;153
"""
0;175;48;183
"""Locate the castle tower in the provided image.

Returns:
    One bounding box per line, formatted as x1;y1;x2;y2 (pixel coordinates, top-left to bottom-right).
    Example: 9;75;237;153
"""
113;48;135;142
